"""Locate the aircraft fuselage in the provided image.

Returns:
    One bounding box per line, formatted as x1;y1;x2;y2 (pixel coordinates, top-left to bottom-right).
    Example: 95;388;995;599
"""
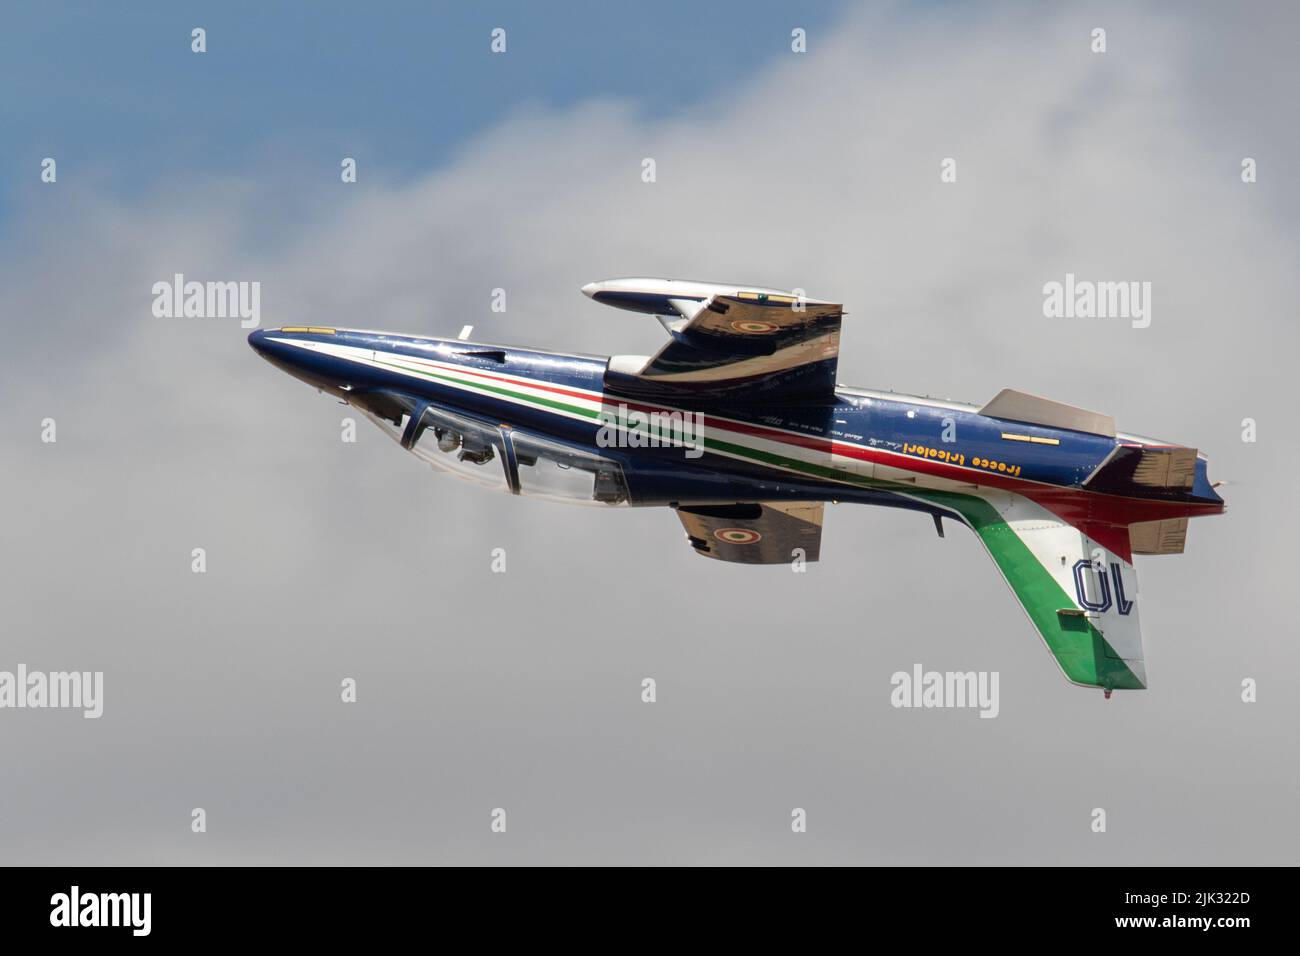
249;326;1223;554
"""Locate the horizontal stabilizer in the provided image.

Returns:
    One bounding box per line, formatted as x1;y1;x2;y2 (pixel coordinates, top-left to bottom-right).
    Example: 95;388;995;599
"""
1084;445;1198;498
980;388;1115;437
1129;517;1188;555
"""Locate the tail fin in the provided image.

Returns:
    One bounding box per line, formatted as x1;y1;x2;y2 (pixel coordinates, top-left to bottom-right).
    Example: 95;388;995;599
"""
939;490;1147;691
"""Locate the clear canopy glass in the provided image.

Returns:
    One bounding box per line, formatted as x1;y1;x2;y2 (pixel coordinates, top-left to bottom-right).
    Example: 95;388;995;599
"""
510;431;629;506
350;392;629;503
353;395;510;491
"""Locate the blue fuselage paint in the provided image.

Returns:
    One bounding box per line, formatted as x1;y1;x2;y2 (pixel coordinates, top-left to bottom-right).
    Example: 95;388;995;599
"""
249;328;1221;515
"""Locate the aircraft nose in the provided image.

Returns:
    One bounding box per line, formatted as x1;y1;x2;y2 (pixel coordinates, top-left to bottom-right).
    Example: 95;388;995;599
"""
247;328;295;368
581;281;602;299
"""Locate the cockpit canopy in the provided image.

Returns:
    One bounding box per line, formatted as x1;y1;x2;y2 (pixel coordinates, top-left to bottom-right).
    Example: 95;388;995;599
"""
350;391;629;506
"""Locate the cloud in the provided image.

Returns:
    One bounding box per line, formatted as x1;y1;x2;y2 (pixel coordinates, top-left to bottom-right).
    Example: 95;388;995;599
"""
1;0;1297;863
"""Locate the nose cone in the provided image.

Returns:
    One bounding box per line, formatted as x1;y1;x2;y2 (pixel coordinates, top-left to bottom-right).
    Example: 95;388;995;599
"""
247;327;300;375
581;281;602;299
247;327;349;398
248;327;297;373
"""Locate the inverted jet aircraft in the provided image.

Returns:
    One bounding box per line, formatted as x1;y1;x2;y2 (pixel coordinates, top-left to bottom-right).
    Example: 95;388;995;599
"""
250;278;1225;694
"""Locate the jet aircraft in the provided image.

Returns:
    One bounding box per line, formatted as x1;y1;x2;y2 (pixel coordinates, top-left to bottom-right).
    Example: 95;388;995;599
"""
250;277;1225;694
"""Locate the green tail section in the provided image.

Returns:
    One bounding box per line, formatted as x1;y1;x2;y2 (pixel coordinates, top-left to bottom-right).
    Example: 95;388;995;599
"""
905;489;1147;691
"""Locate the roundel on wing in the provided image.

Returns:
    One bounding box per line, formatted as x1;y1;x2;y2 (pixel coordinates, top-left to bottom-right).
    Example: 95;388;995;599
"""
729;319;780;334
714;527;762;545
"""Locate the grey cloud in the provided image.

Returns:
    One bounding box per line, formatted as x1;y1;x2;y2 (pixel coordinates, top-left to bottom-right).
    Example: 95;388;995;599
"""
1;0;1296;864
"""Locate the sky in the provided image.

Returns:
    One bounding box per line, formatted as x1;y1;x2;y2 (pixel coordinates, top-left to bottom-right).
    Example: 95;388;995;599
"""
1;0;1297;865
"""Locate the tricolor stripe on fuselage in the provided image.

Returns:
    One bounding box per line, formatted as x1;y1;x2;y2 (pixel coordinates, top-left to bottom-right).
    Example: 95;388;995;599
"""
257;331;1214;552
256;329;1180;690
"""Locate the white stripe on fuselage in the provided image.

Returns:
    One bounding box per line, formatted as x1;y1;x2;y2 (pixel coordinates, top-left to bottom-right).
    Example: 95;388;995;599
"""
267;336;1071;496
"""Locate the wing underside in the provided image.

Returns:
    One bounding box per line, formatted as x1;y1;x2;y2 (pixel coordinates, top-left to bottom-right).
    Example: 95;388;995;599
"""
676;501;824;565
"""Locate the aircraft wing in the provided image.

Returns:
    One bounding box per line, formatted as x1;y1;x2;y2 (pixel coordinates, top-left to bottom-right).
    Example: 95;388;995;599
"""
676;501;823;564
948;490;1147;691
606;294;843;402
